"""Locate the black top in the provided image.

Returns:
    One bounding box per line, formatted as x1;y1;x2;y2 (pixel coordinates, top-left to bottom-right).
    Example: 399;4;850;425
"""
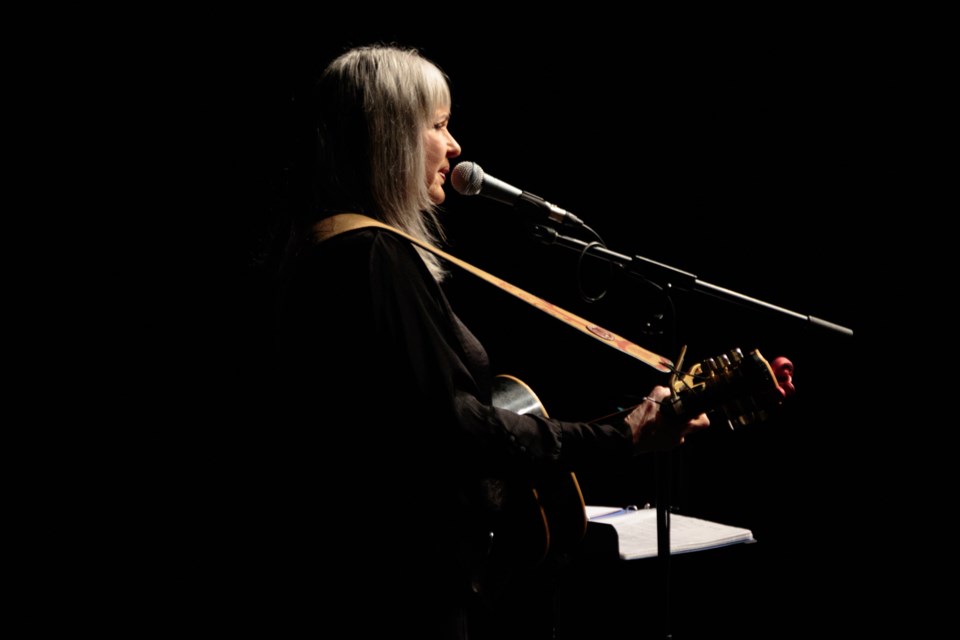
263;227;632;634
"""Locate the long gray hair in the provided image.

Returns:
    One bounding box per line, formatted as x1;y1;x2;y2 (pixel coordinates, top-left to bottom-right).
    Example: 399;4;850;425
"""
314;45;451;280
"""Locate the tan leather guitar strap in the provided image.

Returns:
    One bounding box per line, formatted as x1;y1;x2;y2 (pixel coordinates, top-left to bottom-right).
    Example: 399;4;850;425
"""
314;213;672;372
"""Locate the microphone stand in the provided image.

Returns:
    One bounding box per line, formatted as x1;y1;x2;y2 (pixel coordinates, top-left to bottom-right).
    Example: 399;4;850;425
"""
655;449;673;639
527;224;852;639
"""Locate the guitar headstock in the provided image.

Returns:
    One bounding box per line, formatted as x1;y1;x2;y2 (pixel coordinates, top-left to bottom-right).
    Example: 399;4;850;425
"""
663;348;790;429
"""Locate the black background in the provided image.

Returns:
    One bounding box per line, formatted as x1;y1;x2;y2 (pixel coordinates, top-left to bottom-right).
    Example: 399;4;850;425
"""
218;20;930;638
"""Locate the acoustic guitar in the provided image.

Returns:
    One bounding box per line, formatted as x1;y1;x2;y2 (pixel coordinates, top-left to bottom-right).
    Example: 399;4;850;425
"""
491;347;789;565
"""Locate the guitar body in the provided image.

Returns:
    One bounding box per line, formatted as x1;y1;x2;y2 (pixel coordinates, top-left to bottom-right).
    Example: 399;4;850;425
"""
492;375;588;564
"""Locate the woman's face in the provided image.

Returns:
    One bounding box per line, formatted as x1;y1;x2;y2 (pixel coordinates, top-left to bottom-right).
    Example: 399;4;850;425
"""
423;107;462;204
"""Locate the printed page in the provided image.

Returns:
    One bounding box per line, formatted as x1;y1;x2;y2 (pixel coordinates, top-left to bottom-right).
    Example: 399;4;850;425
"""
587;506;755;560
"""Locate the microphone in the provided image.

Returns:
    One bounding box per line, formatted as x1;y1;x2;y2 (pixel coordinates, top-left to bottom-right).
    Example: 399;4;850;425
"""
451;161;584;228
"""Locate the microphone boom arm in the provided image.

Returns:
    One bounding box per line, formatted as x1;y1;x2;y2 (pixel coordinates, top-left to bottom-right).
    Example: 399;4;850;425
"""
530;225;853;337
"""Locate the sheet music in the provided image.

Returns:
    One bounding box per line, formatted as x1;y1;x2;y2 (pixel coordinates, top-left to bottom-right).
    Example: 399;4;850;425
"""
586;505;755;560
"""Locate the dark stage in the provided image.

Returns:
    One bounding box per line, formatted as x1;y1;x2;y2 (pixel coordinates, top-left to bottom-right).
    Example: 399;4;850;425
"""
211;23;922;639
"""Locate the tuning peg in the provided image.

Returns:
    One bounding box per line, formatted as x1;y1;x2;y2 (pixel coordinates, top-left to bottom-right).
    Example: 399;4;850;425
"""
718;354;731;369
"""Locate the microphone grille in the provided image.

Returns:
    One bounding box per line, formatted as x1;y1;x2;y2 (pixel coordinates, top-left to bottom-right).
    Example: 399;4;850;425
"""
451;162;484;196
